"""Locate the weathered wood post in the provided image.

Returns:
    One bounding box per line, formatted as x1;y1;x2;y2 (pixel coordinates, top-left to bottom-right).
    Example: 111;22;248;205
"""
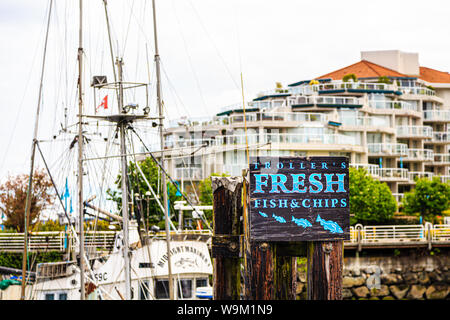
211;176;242;300
307;241;343;300
243;171;299;300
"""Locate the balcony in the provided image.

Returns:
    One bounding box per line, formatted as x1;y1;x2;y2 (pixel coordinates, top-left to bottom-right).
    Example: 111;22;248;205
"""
164;138;213;149
378;168;409;181
291;95;362;109
350;164;380;177
403;148;434;161
408;171;434;181
430;132;450;144
368;100;417;112
433;153;450;165
173;167;203;180
423;110;450;122
217;112;328;126
396;126;433;138
399;86;436;97
367;143;408;156
213;133;358;147
308;81;399;95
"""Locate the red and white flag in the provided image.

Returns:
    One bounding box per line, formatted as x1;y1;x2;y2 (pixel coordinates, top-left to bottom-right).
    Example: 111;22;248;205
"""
96;95;108;113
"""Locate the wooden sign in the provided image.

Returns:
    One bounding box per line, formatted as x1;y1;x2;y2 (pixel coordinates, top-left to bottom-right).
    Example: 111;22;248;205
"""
249;156;350;241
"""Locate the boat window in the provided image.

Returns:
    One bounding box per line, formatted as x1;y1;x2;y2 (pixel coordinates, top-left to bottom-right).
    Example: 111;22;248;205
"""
44;293;55;300
177;279;192;299
139;280;150;300
196;278;208;288
154;279;169;299
59;293;68;300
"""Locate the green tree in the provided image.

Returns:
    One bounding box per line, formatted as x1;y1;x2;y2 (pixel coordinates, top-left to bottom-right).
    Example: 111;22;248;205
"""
349;167;397;224
403;177;450;223
107;157;180;230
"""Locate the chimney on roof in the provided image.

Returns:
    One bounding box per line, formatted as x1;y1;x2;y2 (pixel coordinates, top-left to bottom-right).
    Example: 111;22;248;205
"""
361;50;420;76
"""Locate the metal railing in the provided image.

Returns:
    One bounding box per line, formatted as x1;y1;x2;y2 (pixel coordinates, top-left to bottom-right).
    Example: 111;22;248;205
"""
346;224;450;245
432;224;450;241
0;231;117;252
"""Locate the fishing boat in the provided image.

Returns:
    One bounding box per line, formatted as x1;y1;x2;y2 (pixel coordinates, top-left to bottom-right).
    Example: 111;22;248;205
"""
18;0;213;300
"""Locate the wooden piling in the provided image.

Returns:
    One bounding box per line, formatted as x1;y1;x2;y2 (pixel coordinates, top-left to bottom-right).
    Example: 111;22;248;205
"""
211;176;242;300
307;240;343;300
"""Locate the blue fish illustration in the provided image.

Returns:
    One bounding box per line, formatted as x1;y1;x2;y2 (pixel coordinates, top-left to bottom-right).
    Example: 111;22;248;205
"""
291;216;312;228
316;214;343;234
259;211;268;218
272;213;286;223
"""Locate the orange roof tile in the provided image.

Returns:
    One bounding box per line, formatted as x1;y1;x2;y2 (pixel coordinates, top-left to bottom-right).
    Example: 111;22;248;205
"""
316;60;408;80
419;66;450;83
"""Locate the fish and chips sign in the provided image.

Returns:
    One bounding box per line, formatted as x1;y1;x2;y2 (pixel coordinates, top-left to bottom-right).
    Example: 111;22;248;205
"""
249;156;350;241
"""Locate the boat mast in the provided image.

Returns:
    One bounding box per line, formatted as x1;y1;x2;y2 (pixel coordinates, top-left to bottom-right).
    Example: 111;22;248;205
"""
151;0;174;300
20;0;53;301
77;0;86;300
116;58;132;300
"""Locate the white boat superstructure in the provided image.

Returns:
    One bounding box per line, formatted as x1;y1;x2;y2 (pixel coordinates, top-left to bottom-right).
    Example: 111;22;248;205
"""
32;228;212;300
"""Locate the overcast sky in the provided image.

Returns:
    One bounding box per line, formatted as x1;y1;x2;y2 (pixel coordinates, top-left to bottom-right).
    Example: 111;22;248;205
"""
1;0;450;181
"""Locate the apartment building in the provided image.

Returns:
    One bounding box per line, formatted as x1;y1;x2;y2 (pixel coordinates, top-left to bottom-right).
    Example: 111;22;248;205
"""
160;50;450;203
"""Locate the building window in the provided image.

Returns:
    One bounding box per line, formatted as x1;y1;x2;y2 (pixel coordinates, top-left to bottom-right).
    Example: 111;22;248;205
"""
44;293;55;300
58;293;67;300
177;279;192;299
154;279;170;299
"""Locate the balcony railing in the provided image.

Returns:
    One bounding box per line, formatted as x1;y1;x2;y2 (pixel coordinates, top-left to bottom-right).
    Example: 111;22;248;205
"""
292;95;362;107
430;132;450;143
350;164;380;177
368;100;417;111
440;176;450;183
165;138;213;149
213;133;358;146
367;143;408;155
399;86;436;96
173;167;203;180
264;133;357;145
423;110;450;122
434;153;450;164
217;112;328;125
404;148;434;161
396;126;433;138
408;171;434;181
378;168;409;180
